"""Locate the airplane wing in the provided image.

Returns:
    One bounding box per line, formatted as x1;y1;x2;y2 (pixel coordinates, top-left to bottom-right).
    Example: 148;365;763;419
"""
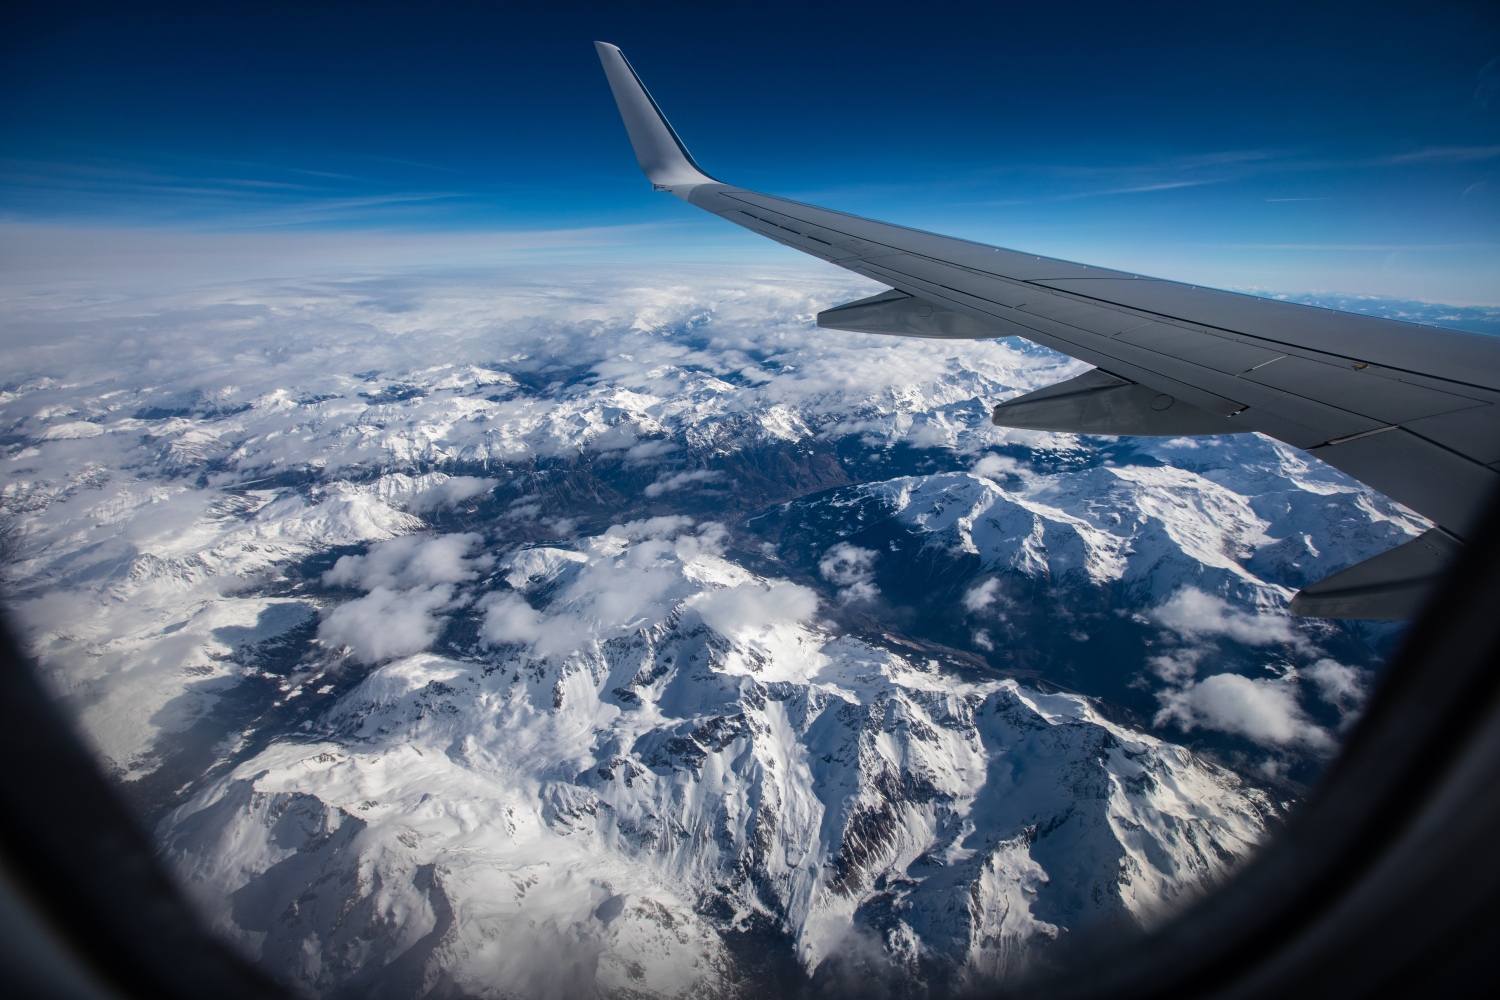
595;41;1500;619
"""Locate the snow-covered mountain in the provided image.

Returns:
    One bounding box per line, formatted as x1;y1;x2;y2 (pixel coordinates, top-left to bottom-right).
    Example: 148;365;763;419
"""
0;265;1435;996
160;519;1276;999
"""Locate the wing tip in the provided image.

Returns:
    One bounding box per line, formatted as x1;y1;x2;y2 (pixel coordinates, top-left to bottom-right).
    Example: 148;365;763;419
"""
594;41;717;189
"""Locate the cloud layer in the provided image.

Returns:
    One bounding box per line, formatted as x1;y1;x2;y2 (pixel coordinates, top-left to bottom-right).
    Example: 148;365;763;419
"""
317;533;493;664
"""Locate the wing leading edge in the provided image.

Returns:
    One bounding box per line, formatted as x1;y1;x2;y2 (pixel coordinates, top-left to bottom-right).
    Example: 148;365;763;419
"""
593;42;1500;619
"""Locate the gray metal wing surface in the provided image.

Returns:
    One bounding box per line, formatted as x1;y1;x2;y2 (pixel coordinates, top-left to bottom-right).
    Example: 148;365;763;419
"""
594;41;1500;618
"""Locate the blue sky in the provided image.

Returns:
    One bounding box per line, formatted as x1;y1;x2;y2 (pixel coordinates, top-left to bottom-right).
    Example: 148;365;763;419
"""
2;1;1498;302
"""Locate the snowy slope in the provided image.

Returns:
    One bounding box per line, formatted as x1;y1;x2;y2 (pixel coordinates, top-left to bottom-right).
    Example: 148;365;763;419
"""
160;520;1275;998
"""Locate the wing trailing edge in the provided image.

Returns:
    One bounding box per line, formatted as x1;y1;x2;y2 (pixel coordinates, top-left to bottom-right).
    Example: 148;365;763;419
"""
989;369;1244;436
817;290;1005;340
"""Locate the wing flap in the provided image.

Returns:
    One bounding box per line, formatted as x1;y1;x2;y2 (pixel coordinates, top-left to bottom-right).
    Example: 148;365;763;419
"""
1288;528;1461;619
817;290;1009;339
991;370;1243;436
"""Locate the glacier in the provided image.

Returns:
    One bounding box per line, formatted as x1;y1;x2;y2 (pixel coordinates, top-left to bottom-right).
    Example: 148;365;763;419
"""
0;264;1436;997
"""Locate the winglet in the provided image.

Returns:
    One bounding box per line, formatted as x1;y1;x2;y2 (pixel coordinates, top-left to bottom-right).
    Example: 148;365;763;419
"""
594;42;717;190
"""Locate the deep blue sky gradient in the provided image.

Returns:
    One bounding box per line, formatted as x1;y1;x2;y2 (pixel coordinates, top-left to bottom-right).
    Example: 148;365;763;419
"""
2;1;1498;300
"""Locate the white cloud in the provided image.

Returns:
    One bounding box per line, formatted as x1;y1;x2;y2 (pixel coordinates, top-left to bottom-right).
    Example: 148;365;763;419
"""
691;581;819;636
1155;672;1332;750
409;476;497;513
318;584;453;664
478;591;592;660
643;469;723;498
0;262;1070;512
323;533;491;591
625;439;679;463
819;543;879;604
737;365;773;384
603;516;696;541
481;521;728;658
1148;590;1340;747
1304;658;1366;710
1148;648;1203;684
972;629;994;651
1152;588;1303;649
963;578;1001;613
317;532;492;663
972;454;1024;481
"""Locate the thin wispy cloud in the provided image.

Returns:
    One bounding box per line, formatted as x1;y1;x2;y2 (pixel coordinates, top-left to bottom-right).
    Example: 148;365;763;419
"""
1374;144;1500;165
0;154;479;228
367;155;477;176
1472;55;1500;111
876;139;1500;212
1057;177;1228;199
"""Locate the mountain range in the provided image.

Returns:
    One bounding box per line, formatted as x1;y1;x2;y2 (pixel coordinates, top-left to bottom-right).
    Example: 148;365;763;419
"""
0;266;1440;996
